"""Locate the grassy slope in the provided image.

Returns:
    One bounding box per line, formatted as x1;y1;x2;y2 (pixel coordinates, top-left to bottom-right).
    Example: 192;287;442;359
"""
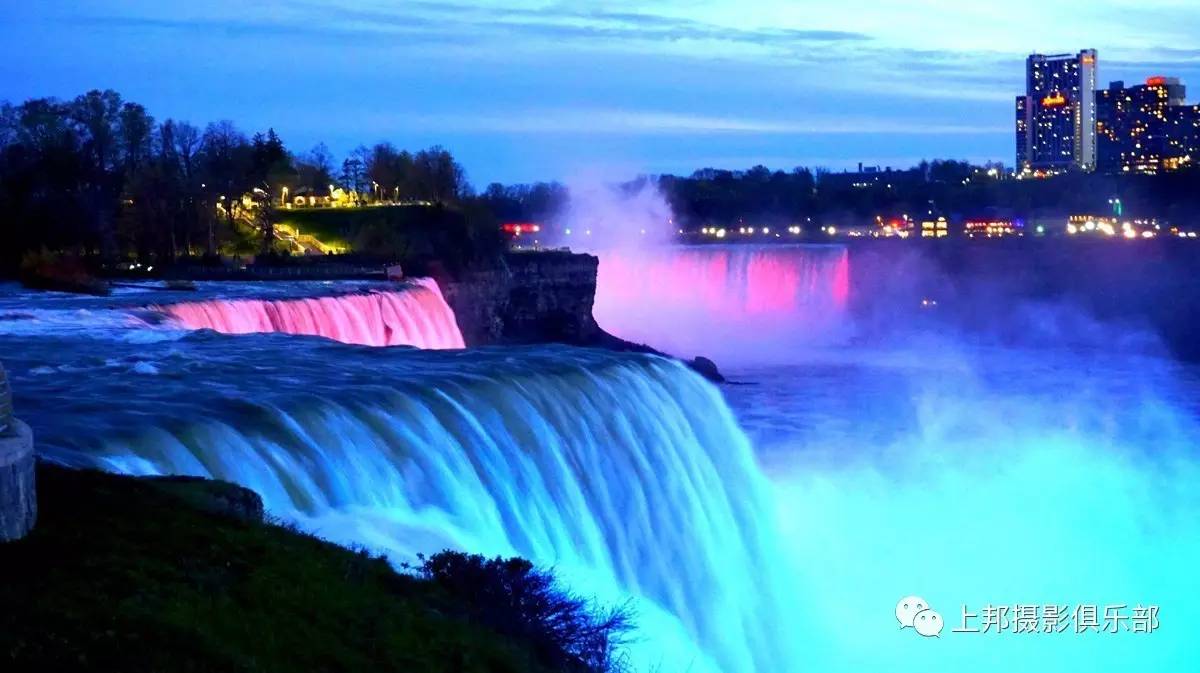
0;466;550;673
277;205;502;272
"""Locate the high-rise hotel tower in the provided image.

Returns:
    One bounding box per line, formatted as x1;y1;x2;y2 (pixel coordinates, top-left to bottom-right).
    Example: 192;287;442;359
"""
1015;50;1098;173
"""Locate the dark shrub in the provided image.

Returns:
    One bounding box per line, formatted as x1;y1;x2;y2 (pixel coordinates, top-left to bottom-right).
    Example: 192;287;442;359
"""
414;551;632;673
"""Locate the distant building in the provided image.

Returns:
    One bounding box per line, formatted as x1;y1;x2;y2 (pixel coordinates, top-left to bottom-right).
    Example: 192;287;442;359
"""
1096;77;1200;174
964;218;1023;238
1016;50;1098;173
920;216;949;238
1015;96;1030;169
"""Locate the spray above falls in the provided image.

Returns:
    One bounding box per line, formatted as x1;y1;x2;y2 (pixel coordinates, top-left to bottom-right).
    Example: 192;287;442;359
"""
536;179;852;362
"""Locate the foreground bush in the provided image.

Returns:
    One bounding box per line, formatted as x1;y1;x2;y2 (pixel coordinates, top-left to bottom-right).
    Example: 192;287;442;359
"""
0;466;631;673
416;551;633;673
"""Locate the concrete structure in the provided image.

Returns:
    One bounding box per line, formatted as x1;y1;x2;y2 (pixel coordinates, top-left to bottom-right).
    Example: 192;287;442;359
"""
0;361;36;541
1097;77;1200;174
1017;50;1098;173
0;360;11;436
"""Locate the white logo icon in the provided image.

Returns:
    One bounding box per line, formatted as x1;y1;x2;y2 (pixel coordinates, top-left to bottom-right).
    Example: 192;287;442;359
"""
897;595;943;638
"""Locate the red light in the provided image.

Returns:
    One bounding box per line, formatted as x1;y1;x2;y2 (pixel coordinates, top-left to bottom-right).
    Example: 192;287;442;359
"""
1147;76;1167;87
501;222;541;235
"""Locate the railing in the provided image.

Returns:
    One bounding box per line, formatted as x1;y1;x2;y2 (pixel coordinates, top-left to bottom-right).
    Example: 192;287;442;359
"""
0;361;12;436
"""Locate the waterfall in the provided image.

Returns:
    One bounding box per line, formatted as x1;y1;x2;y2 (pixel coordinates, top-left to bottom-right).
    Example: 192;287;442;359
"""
32;347;797;673
593;245;849;362
157;278;464;349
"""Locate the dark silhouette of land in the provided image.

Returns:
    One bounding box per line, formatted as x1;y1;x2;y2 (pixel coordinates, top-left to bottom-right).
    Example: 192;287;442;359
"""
5;89;1200;280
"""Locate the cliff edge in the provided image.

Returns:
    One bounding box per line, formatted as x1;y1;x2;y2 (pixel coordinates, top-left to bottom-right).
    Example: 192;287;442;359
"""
440;251;724;382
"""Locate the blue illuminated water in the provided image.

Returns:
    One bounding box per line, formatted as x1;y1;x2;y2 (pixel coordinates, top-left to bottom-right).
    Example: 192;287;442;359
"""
2;279;1198;672
724;345;1200;671
0;282;795;673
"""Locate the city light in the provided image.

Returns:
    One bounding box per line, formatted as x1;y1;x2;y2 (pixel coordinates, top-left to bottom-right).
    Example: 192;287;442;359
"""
1041;93;1068;107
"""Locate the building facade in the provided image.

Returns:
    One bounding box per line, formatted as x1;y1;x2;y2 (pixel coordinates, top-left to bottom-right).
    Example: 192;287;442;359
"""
1016;50;1098;173
1015;96;1029;169
1096;77;1200;174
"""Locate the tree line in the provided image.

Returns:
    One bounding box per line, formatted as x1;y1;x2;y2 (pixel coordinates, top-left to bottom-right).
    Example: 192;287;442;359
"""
0;89;471;271
7;88;1200;275
481;161;1200;232
656;161;1200;229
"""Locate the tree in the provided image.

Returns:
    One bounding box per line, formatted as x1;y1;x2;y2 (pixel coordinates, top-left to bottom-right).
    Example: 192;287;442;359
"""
295;142;335;195
117;102;154;176
250;128;293;197
0;90;497;270
200;120;252;247
253;188;277;257
340;155;366;197
413;146;465;204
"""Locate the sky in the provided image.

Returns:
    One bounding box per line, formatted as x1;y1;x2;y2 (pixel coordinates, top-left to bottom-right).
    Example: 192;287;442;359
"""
3;0;1200;184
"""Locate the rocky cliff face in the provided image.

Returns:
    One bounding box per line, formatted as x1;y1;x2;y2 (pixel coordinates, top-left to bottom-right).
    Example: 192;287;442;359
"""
440;251;724;382
441;251;602;346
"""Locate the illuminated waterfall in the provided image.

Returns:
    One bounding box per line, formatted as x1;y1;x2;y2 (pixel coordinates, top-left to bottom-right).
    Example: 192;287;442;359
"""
35;347;797;673
158;278;464;349
593;245;850;361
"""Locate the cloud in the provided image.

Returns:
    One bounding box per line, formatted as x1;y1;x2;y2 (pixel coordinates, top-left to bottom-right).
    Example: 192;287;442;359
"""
61;11;442;42
6;0;1198;182
69;1;872;57
376;108;1008;136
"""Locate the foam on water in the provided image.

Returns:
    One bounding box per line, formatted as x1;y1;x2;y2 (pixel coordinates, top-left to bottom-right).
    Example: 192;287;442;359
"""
5;264;1199;672
726;345;1200;672
8;336;797;673
0;279;464;349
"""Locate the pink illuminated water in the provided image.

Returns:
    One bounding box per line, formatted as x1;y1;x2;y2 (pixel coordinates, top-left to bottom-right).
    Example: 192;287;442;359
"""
593;245;849;362
159;278;465;349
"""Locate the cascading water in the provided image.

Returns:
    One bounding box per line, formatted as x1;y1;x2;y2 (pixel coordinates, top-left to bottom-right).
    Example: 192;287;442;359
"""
7;253;1198;673
157;278;464;349
8;331;798;673
593;245;850;362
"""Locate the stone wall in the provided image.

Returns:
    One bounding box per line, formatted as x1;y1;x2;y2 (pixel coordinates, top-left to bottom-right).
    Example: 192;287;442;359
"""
441;251;602;347
0;361;11;436
0;420;36;541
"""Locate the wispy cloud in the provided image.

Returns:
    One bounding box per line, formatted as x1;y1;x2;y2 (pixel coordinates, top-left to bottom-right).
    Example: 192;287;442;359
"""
381;108;1008;136
69;1;872;51
6;0;1199;181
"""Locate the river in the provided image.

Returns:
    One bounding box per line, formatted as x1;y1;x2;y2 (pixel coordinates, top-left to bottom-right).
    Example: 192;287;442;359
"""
1;245;1196;672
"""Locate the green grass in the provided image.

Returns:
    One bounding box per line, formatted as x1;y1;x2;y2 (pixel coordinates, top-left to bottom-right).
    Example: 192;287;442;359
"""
0;466;557;673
